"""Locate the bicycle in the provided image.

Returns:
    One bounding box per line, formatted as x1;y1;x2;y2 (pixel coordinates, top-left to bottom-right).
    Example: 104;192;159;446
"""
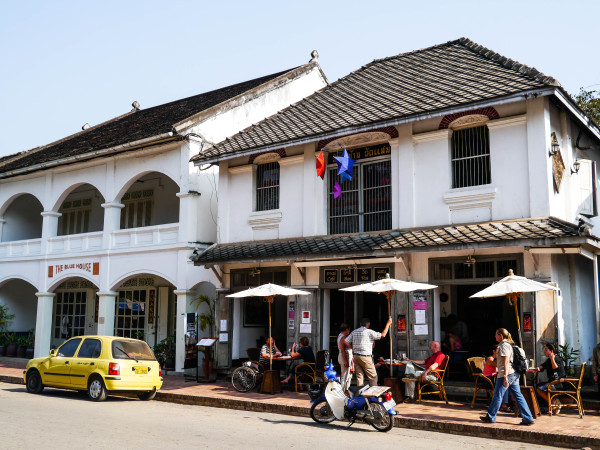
231;361;264;392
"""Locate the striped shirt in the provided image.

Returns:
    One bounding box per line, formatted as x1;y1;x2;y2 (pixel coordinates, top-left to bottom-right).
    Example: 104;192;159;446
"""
345;326;381;356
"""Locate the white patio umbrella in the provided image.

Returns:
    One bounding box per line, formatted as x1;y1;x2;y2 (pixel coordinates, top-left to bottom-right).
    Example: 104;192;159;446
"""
470;269;559;348
227;284;309;370
340;274;438;376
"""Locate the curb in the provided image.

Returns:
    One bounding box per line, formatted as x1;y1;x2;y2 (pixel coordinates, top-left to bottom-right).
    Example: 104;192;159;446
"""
3;374;599;449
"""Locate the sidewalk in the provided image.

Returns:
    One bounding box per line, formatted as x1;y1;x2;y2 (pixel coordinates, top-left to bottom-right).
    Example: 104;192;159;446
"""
3;358;599;449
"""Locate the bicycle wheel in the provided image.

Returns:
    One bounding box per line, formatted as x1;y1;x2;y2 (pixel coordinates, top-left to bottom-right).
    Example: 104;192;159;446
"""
368;402;394;432
310;399;335;424
232;366;257;392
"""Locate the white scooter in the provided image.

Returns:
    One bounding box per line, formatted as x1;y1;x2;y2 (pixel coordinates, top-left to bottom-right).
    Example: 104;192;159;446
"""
308;363;396;432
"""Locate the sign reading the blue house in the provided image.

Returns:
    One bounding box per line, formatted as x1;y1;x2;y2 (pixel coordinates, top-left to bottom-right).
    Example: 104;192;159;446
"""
327;143;391;164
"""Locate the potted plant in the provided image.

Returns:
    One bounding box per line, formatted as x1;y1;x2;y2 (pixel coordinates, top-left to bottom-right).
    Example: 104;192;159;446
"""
24;330;34;359
16;336;28;358
153;336;175;370
0;333;7;356
558;342;581;377
192;295;217;380
5;334;17;357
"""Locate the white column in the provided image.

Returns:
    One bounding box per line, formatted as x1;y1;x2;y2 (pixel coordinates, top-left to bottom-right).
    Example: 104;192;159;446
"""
173;289;194;372
40;211;61;254
396;124;415;229
101;202;124;248
322;289;330;350
0;218;5;239
97;291;118;336
34;292;55;358
526;97;552;217
176;193;200;243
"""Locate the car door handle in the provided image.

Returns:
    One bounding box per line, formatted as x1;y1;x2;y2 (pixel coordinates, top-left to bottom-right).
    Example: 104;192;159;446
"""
65;361;69;364
90;363;95;366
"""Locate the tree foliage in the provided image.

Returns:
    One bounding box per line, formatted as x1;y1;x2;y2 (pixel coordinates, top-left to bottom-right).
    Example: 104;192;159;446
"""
575;88;600;126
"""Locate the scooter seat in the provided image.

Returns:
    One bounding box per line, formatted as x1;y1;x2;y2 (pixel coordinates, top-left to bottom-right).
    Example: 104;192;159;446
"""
349;384;370;396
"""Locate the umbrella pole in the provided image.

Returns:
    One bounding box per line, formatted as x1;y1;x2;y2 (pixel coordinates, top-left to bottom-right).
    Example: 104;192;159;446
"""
267;296;273;371
385;291;393;377
511;293;523;348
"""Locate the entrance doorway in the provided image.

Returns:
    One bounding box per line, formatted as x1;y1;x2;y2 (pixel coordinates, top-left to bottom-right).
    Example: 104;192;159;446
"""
451;284;518;356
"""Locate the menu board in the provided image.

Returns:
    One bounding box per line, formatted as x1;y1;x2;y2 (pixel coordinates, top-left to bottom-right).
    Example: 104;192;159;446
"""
340;268;355;283
357;268;372;282
374;267;390;280
324;269;338;283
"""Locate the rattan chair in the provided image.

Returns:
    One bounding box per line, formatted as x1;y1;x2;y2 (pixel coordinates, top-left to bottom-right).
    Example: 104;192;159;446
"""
446;350;470;379
417;354;449;404
315;350;330;384
547;362;586;418
246;347;265;373
468;356;494;408
294;361;316;392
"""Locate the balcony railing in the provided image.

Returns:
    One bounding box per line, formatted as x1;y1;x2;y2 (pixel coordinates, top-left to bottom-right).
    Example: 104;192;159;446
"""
47;231;103;254
0;239;42;257
111;223;179;248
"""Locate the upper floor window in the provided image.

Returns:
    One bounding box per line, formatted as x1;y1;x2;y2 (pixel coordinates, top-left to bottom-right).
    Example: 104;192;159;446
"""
120;189;153;229
256;162;280;211
328;150;391;235
451;125;491;188
58;198;92;235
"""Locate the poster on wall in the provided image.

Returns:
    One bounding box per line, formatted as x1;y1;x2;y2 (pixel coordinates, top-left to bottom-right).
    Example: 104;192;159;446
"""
397;314;406;333
523;313;532;333
302;311;310;323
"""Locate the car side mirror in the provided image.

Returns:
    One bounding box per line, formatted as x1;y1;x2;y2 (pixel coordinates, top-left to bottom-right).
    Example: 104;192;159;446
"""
49;349;57;357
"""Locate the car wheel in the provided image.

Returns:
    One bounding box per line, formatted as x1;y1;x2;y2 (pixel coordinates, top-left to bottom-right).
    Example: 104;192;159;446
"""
137;389;157;401
26;370;44;394
88;376;107;402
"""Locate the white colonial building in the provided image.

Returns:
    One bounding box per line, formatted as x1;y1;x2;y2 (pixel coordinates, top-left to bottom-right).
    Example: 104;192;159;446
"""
192;39;600;369
0;58;327;372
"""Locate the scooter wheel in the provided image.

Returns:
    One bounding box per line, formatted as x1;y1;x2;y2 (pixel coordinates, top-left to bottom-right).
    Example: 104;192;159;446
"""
310;399;335;423
368;403;394;432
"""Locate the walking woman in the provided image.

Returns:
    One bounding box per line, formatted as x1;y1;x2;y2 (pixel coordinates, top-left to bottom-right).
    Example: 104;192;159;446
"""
480;328;535;426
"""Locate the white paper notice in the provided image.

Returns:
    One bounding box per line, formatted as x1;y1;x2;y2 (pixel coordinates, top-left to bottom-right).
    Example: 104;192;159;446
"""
288;319;294;329
218;333;228;342
220;319;227;331
299;323;311;333
414;324;428;335
415;310;426;324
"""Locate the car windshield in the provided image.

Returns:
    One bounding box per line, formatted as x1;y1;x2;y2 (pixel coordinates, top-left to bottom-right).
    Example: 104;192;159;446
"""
112;340;155;361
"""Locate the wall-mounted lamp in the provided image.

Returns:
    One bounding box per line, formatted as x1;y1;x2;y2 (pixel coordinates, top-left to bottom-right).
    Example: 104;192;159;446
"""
464;255;476;267
571;160;581;175
548;132;560;157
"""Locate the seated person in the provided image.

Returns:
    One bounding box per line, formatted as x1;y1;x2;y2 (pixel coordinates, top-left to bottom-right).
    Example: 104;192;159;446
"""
281;337;315;384
481;344;512;412
402;341;445;402
259;337;282;368
528;343;565;405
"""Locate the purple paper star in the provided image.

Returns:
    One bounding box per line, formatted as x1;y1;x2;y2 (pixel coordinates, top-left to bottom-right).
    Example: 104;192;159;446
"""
334;149;355;177
333;181;342;199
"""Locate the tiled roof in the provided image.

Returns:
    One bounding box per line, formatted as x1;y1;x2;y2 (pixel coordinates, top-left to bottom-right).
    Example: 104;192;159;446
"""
0;67;302;177
194;38;559;164
192;217;586;265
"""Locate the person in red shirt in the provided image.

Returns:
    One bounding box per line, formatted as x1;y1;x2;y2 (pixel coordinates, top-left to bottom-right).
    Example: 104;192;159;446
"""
402;341;446;402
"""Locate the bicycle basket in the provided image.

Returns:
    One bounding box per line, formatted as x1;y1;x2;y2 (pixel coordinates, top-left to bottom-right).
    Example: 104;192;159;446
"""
308;383;323;401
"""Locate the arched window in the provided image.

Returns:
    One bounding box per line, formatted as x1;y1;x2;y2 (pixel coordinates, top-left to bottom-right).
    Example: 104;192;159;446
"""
256;161;280;211
450;119;491;189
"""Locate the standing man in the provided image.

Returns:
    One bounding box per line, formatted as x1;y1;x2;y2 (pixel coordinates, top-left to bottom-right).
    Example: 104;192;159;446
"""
592;342;600;399
528;343;565;405
345;317;392;387
402;341;446;402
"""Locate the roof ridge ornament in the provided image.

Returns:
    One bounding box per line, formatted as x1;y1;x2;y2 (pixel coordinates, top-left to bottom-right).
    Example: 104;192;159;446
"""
309;50;319;63
131;100;140;111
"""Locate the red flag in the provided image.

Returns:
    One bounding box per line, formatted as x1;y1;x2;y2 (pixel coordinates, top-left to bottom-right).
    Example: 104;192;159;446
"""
316;151;326;179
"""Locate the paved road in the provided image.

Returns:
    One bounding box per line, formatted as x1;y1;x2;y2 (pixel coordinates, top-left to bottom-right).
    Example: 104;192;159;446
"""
0;382;554;449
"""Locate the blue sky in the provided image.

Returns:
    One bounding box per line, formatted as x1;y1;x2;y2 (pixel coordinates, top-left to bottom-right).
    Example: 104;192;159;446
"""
1;0;598;157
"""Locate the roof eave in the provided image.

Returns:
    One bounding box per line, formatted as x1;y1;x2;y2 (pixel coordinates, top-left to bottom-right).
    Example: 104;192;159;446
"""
192;87;557;165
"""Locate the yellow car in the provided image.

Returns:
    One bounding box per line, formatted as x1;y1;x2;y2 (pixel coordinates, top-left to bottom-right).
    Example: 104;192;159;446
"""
23;335;163;401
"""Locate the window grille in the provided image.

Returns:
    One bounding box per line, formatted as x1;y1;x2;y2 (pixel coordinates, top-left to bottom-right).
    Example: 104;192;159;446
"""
256;162;280;211
58;198;92;235
120;189;154;229
114;289;148;339
451;126;491;188
328;160;391;234
53;291;87;339
432;258;519;283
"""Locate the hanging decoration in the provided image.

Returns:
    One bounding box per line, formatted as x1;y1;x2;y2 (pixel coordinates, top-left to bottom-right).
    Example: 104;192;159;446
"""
333;181;342;199
316;151;326;179
334;149;355;177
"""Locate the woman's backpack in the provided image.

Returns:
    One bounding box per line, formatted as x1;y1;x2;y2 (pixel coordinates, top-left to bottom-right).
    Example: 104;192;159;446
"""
511;345;528;375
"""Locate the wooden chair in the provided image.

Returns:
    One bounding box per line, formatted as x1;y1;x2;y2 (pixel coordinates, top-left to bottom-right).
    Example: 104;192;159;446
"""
417;354;449;404
547;362;586;418
446;350;470;379
246;347;265;373
468;356;494;408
